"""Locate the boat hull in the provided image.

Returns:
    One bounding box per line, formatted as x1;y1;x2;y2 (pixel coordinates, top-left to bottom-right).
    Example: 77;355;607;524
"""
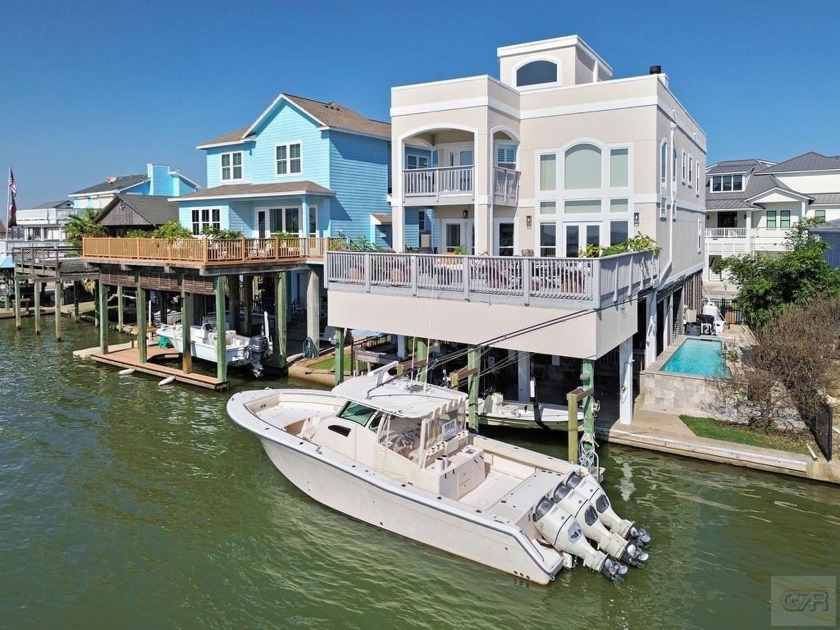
256;433;561;584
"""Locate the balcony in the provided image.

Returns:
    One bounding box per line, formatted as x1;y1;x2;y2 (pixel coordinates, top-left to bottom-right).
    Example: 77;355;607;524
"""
704;227;790;255
81;236;344;269
325;250;658;310
403;166;474;204
493;167;520;206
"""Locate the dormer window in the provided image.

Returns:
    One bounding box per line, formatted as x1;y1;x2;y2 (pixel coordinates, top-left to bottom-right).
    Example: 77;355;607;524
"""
710;174;744;192
516;60;558;87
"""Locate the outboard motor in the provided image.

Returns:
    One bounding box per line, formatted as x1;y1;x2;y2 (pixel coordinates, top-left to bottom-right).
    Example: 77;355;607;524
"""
532;498;628;582
551;483;648;567
560;470;651;547
248;335;269;377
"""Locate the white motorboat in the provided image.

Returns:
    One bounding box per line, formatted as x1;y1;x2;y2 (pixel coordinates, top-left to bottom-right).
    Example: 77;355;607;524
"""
226;363;650;584
157;312;273;377
478;392;569;429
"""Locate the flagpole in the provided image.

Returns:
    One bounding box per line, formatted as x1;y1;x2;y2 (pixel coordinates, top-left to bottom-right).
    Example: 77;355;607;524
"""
5;165;10;242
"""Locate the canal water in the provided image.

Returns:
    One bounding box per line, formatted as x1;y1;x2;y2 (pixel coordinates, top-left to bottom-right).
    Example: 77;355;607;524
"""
1;318;837;629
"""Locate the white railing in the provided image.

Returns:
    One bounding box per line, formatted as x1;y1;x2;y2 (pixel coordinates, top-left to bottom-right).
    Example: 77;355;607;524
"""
403;166;474;200
705;228;747;238
493;167;520;203
326;250;658;309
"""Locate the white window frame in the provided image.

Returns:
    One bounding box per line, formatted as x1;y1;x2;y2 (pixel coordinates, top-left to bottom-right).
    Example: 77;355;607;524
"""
308;205;318;237
660;140;668;188
681;151;687;184
221;152;243;182
191;208;221;235
688;155;694;188
406;154;430;169
710;174;745;193
275;142;303;176
495;143;517;170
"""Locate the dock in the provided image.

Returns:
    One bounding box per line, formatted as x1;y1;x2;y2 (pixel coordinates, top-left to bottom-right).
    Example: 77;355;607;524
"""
75;340;228;390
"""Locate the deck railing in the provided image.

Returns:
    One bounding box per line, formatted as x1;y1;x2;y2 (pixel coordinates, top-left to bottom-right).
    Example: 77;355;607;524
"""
493;167;520;204
82;236;344;266
403;166;474;200
705;228;747;239
326;250;658;309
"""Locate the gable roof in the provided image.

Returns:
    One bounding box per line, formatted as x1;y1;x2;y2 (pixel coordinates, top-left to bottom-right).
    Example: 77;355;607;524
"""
197;93;390;149
96;194;180;227
706;159;774;175
759;152;840;174
176;181;335;202
70;174;147;196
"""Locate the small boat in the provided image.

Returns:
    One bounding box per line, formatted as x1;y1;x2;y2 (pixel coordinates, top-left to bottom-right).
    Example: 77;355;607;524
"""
157;312;273;377
478;392;569;429
226;363;649;584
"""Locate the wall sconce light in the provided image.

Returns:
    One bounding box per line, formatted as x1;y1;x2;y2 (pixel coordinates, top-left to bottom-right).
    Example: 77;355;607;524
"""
462;209;469;219
633;212;640;227
526;215;532;229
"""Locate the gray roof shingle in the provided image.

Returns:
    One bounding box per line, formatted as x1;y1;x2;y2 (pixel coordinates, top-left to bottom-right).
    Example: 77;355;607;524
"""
177;181;335;200
70;174;147;196
706;159;774;175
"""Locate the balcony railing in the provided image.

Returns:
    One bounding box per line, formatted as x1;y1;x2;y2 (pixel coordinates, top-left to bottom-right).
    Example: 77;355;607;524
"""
493;167;520;205
326;250;658;309
705;228;747;239
82;236;344;266
403;166;475;202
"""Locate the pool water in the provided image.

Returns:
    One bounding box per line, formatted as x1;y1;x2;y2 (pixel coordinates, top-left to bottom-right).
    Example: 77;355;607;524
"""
661;337;727;377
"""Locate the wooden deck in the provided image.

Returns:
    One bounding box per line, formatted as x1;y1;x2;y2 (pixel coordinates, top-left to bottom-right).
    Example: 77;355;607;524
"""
88;342;229;391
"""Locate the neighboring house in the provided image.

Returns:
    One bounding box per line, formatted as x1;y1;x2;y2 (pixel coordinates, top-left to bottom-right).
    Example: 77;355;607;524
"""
69;163;200;210
8;200;75;242
94;194;181;235
327;35;707;424
704;152;840;296
177;93;391;246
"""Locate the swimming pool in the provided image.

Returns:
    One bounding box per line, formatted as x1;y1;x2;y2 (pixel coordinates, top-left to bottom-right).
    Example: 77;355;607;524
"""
661;338;727;377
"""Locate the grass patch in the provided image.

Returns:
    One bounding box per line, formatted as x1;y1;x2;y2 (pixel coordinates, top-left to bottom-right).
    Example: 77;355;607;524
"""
680;415;810;453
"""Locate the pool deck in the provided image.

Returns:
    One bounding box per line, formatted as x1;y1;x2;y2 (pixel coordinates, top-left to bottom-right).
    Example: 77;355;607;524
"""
596;404;840;485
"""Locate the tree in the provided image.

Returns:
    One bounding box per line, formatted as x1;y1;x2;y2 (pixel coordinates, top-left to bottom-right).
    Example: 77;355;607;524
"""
64;208;106;249
713;219;840;329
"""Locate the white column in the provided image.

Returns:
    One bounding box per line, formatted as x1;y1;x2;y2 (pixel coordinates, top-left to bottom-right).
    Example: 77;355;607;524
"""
517;352;531;402
392;203;405;253
645;292;657;368
301;198;310;238
661;294;672;350
619;337;634;425
306;268;320;344
397;335;407;360
745;210;752;253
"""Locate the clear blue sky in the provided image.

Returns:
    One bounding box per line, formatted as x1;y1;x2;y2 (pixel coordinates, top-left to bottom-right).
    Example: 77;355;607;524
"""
2;0;839;208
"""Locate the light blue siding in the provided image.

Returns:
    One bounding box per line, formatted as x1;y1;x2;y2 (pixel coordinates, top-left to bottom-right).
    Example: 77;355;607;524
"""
328;131;389;242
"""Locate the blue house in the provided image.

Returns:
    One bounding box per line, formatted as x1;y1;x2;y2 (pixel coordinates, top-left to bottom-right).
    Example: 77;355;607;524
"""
69;163;200;210
178;93;392;247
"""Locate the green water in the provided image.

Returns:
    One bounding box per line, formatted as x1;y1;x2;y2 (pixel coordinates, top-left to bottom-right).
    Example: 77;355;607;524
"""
1;318;838;629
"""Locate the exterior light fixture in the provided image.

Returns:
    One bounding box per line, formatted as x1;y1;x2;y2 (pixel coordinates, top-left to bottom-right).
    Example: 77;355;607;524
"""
526;215;532;229
633;212;640;227
462;209;469;219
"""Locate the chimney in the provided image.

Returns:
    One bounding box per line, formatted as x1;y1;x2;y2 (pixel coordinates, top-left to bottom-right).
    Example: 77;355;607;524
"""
649;65;662;75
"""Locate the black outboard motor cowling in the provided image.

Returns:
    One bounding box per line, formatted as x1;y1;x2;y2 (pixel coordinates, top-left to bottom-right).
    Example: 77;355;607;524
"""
248;335;269;377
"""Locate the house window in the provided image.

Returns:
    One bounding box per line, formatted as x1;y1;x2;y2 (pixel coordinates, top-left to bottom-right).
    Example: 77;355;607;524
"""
672;147;677;183
539;154;556;191
191;208;221;235
540;201;557;215
221;152;242;181
780;210;791;228
270;207;300;234
660;141;668;186
516;60;558;87
496;145;517;170
565;199;601;214
276;143;302;175
660;197;668;220
417;210;426;232
610;221;629;246
406;155;429;169
766;210;777;229
609;148;629;188
610;199;629;213
697;218;702;253
688;156;694;188
539;223;556;257
681;151;687;183
815;209;826;223
710;174;744;192
565;144;601;189
309;205;318;236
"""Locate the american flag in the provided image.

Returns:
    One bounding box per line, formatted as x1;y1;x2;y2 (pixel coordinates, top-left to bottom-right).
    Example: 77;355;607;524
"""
8;167;16;197
8;166;17;228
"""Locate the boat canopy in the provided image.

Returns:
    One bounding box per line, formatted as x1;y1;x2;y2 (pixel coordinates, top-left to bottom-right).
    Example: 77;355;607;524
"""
332;362;466;420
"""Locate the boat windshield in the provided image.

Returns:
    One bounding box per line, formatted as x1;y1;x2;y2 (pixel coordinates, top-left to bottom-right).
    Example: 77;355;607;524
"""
337;401;379;427
420;408;465;454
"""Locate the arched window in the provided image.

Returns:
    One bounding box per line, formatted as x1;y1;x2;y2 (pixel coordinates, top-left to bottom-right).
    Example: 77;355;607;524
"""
660;141;668;185
516;60;558;87
564;144;601;189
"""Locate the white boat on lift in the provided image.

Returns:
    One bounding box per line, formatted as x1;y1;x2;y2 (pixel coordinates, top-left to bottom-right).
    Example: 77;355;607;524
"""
477;392;569;429
226;363;649;584
157;312;273;377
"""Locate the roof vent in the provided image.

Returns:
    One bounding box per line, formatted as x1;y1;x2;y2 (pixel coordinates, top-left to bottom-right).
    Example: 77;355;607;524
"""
649;65;662;75
106;176;117;184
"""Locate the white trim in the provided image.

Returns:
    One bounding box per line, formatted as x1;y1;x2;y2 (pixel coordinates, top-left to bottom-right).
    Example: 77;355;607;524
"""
492;217;516;256
745;187;813;205
245;94;325;138
510;56;562;90
220;151;244;183
255;204;303;236
314;125;390;142
496;35;613;76
173;190;335;202
274;141;303;177
195;138;255;150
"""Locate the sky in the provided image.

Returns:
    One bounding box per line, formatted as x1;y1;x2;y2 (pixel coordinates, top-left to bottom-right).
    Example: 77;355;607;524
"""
1;0;839;208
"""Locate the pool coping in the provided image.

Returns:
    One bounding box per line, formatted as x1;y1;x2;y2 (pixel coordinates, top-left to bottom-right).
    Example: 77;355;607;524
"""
644;334;725;378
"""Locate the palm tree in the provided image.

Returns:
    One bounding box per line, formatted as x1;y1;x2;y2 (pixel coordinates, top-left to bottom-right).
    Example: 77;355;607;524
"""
64;208;105;250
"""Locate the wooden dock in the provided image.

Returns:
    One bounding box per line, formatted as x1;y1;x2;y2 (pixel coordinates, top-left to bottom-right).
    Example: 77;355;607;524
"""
84;342;228;391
